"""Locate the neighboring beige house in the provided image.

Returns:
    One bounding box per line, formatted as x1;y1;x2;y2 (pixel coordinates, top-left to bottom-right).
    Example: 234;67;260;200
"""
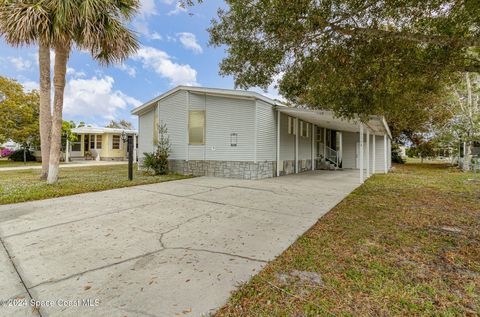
68;126;138;161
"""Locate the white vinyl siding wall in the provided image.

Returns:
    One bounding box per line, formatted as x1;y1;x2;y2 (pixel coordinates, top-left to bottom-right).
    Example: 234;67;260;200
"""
138;108;154;160
341;131;358;169
205;95;256;161
255;100;276;161
298;121;312;160
158;90;188;160
280;113;295;160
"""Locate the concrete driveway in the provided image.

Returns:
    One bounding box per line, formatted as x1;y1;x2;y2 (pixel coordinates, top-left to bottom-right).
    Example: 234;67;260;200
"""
0;170;360;317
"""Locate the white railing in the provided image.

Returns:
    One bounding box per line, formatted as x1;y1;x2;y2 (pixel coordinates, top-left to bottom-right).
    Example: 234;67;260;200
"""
324;145;338;167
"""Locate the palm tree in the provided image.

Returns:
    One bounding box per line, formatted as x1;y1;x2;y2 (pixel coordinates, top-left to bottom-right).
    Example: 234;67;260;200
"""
1;0;139;183
0;1;53;179
46;0;139;184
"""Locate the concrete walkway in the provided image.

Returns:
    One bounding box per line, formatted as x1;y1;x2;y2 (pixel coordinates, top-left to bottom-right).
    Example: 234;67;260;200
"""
0;161;127;172
0;170;360;317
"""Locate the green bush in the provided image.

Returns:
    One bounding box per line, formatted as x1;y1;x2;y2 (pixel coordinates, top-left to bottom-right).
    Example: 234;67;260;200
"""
391;143;405;164
8;149;36;162
142;123;171;175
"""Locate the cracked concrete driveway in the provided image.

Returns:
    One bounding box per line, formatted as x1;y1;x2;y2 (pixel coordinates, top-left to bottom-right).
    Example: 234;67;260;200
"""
0;169;360;317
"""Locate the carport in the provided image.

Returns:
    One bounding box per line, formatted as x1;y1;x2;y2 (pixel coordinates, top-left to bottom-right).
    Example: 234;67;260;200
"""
275;106;392;183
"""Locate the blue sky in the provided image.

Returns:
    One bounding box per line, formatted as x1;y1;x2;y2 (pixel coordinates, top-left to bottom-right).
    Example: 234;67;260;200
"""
0;0;280;128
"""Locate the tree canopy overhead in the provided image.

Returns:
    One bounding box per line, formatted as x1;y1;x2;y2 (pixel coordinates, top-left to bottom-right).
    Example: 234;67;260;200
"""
209;0;480;136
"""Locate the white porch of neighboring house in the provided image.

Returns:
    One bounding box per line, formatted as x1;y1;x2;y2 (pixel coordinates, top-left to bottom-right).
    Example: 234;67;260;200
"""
66;127;138;162
275;107;392;183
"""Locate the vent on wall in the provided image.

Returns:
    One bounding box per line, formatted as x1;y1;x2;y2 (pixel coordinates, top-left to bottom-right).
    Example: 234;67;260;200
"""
230;133;238;147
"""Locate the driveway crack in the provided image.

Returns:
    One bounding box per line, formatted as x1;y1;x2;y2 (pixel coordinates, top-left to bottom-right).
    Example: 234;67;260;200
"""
167;246;268;263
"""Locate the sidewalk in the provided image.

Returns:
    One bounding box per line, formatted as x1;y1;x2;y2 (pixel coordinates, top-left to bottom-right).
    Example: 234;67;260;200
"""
0;161;127;172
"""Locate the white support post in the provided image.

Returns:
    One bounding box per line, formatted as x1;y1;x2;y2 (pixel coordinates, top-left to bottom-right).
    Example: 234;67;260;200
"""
311;124;315;171
339;132;343;167
66;139;70;163
323;127;326;159
360;125;364;183
372;133;376;174
295;117;299;173
366;129;370;177
276;110;280;177
133;134;137;163
186;91;189;161
384;134;388;173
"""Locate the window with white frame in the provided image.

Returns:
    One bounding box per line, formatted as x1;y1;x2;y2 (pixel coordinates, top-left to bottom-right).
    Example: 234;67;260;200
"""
90;134;95;149
112;135;120;149
300;121;311;138
96;135;102;149
189;110;205;145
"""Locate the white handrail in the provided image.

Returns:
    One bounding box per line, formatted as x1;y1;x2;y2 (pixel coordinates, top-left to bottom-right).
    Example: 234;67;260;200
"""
324;145;338;167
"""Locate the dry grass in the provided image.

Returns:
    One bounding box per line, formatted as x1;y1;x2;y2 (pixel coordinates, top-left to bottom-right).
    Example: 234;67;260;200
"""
216;163;480;317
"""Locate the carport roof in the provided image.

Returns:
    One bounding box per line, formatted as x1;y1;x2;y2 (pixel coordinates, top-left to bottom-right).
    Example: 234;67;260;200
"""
277;106;392;138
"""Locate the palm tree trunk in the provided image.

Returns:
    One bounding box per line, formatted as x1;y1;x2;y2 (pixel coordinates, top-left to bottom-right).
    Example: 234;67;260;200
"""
39;43;51;180
47;43;70;184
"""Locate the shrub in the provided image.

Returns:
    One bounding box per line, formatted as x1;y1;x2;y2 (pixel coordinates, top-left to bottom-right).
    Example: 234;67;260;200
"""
391;143;405;164
1;148;13;157
142;123;171;175
8;149;36;161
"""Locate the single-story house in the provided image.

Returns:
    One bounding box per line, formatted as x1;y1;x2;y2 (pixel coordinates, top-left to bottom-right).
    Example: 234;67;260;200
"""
67;126;138;162
131;86;392;182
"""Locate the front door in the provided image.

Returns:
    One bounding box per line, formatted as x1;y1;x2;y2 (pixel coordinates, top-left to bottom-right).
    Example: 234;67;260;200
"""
84;135;89;154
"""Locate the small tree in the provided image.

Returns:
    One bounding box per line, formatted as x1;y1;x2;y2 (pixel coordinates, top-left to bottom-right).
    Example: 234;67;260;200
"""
142;123;171;175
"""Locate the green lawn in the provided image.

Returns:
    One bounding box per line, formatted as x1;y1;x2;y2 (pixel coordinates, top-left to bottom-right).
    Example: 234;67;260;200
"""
216;163;480;316
0;164;191;205
0;159;41;168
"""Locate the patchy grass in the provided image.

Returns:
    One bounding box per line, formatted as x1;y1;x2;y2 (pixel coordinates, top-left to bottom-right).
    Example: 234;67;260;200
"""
216;163;480;317
0;159;41;168
0;164;191;205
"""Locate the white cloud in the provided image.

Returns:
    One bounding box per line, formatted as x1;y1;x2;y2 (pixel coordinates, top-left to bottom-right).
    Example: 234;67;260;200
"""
162;0;175;4
139;0;157;17
9;56;32;71
168;2;186;15
115;63;137;77
133;46;198;86
177;32;203;54
150;32;162;40
63;76;141;120
66;67;86;78
22;80;39;92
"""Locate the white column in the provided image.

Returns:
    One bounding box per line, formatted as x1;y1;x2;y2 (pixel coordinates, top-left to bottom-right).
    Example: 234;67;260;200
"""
339;132;343;167
133;134;137;163
360;125;364;183
384;134;388;173
276;110;280;177
372;133;376;174
66;139;70;163
311;124;315;171
295;117;299;173
323;127;326;159
366;129;370;177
